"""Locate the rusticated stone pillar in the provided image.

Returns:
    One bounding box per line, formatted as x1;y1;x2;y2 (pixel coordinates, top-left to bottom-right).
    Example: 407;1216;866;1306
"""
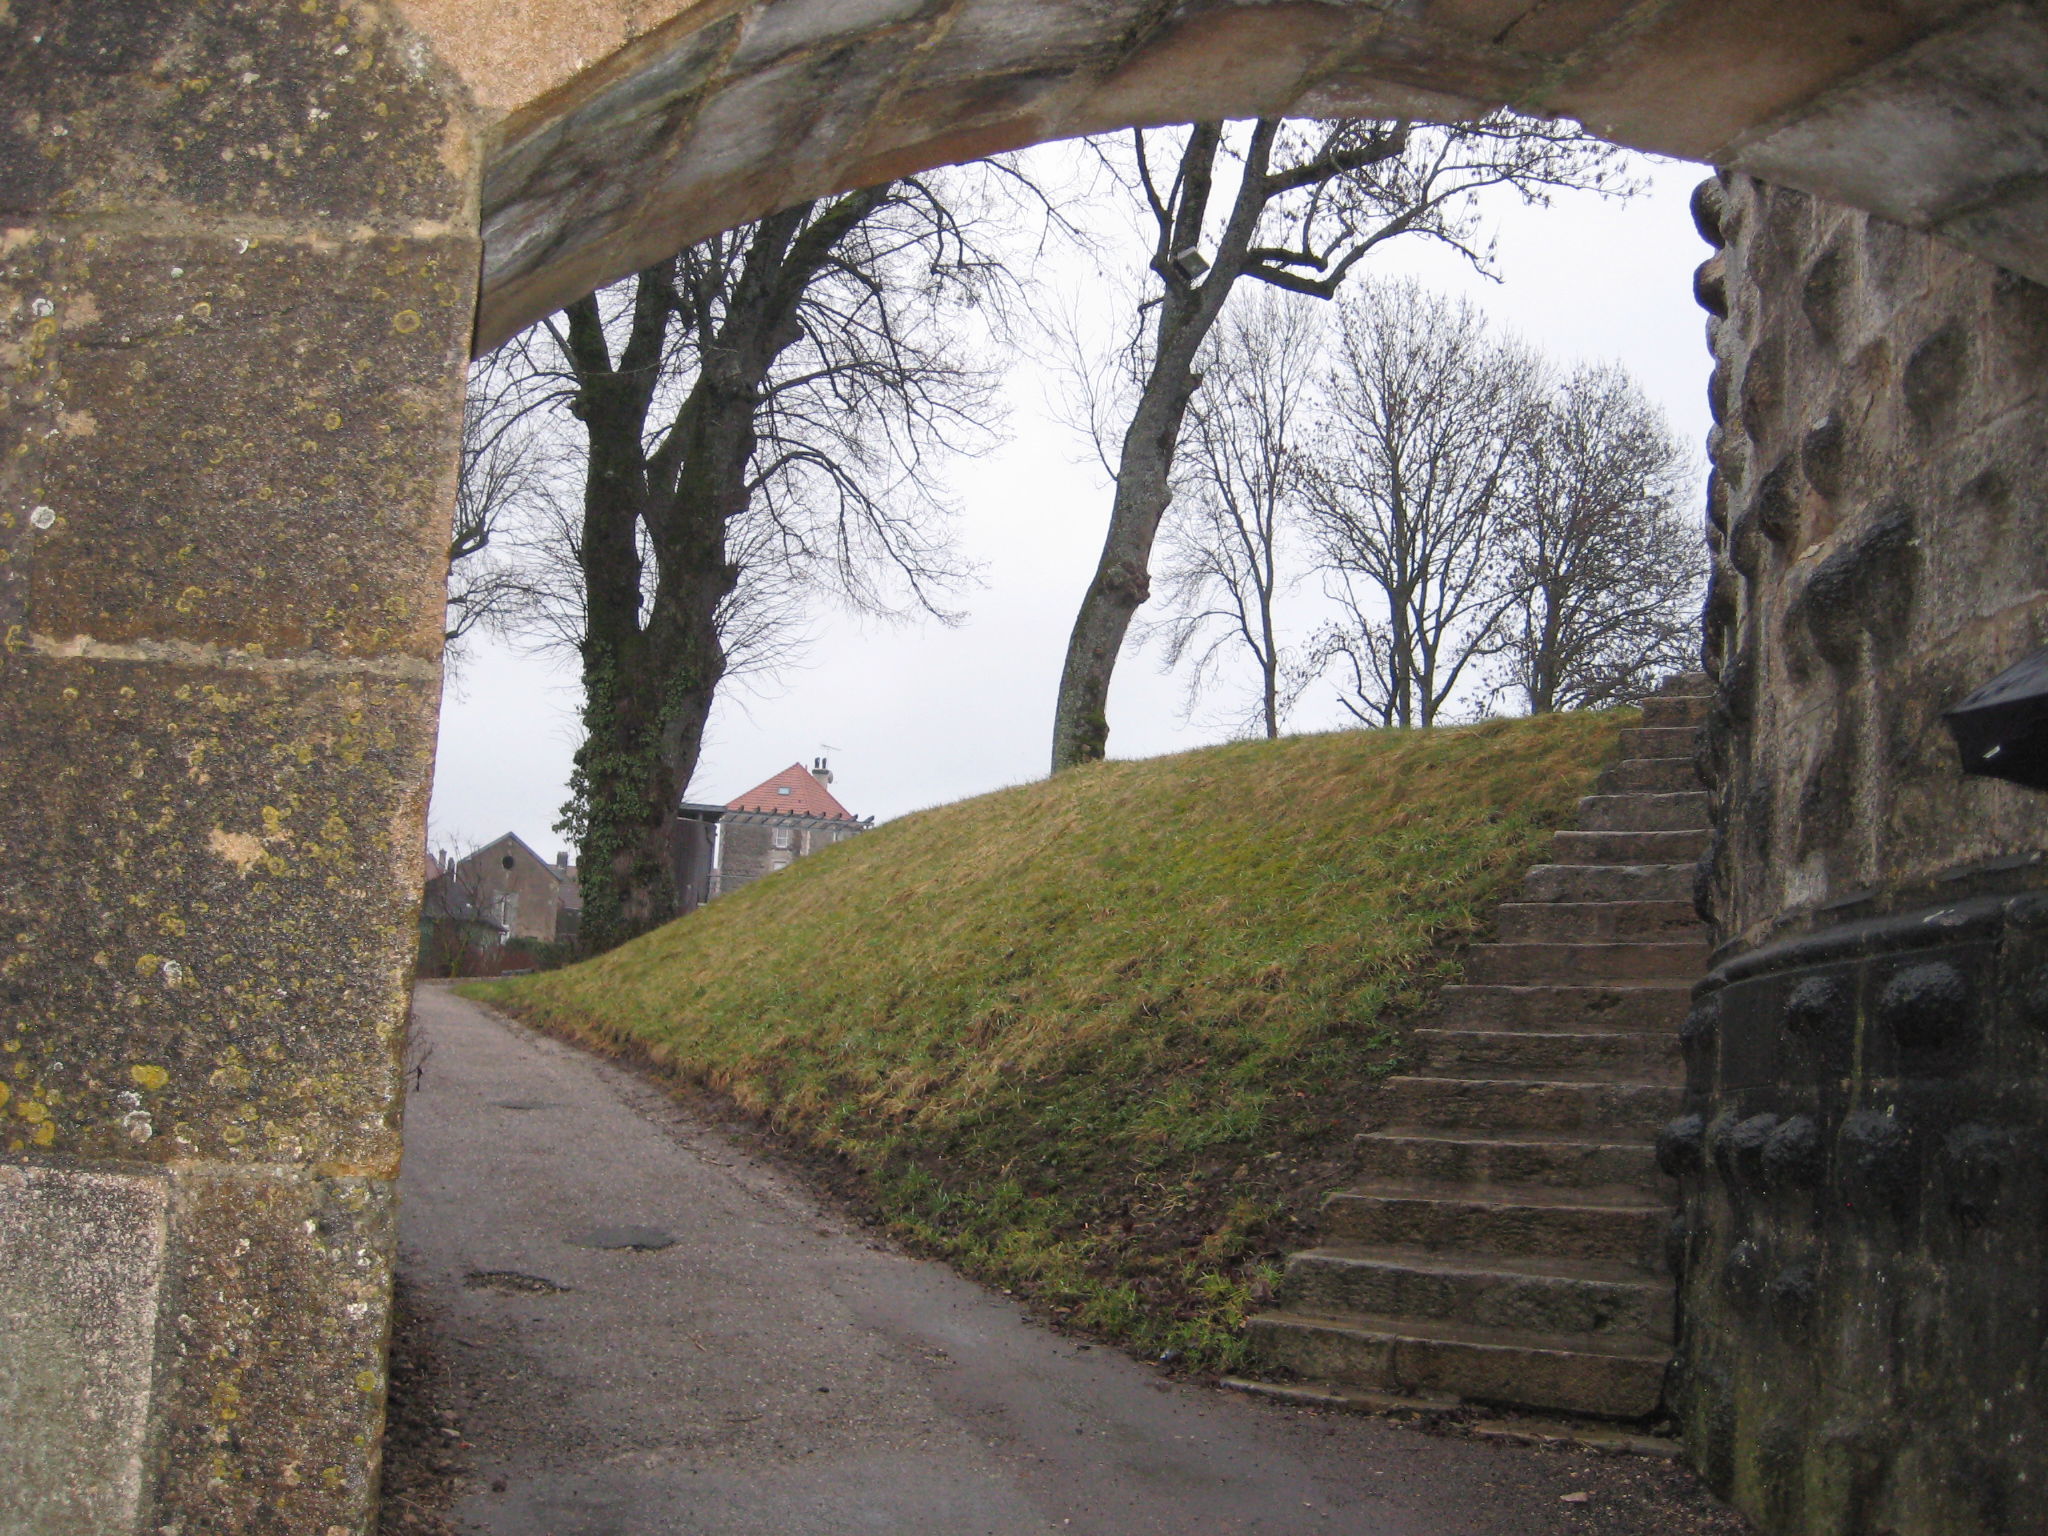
0;5;477;1532
1674;174;2048;1535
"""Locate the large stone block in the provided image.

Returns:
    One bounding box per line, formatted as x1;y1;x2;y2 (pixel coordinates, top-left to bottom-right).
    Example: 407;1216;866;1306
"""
0;0;473;227
0;650;435;1173
2;225;475;658
0;1164;170;1536
1727;4;2048;282
146;1166;398;1534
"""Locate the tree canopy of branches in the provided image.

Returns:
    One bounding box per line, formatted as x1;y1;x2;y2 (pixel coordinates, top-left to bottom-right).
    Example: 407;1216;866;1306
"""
1497;363;1702;713
1048;113;1628;772
1297;284;1704;729
481;175;1000;952
1152;290;1321;739
442;381;550;655
1305;280;1538;729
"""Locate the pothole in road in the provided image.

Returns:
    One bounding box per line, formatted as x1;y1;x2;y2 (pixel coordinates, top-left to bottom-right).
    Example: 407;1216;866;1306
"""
464;1269;572;1295
566;1225;677;1252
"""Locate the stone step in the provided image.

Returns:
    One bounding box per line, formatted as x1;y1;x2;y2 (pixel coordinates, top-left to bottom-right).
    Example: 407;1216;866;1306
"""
1638;695;1710;728
1413;1028;1681;1082
1575;792;1711;833
1597;757;1702;795
1463;941;1708;985
1354;1130;1663;1192
1247;1310;1669;1419
1435;983;1691;1033
1660;672;1710;694
1494;901;1704;943
1616;725;1701;759
1320;1189;1666;1271
1278;1244;1676;1341
1551;829;1711;865
1521;863;1699;903
1381;1077;1683;1137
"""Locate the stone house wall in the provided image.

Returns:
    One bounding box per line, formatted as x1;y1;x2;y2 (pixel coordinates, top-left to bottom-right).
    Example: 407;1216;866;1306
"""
1676;173;2048;1536
457;837;577;944
716;815;860;896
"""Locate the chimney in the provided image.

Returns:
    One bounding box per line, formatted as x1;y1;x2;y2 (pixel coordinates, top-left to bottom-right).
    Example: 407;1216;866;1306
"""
813;756;833;785
556;851;568;869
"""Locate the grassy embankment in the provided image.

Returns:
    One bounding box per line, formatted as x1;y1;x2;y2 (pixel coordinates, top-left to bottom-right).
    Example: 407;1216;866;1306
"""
467;712;1627;1371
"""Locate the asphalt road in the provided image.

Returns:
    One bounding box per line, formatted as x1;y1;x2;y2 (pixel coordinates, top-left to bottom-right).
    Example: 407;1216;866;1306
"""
393;985;1746;1536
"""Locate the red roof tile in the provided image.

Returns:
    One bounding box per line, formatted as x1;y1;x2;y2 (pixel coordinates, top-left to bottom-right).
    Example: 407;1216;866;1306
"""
725;763;857;821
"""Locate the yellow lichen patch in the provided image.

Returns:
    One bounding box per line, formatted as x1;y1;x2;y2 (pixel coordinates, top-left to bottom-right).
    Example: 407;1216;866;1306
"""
131;1064;170;1091
0;1081;10;1109
30;1121;53;1147
391;309;421;334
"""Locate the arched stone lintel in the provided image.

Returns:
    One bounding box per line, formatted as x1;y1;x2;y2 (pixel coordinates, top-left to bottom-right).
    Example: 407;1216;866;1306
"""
439;0;2048;351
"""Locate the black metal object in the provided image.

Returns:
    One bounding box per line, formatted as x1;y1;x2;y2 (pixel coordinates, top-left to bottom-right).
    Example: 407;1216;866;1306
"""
1944;642;2048;788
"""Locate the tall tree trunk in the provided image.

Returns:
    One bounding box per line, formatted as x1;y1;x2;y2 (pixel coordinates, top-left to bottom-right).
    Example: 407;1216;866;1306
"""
565;427;674;948
1050;122;1280;774
1257;576;1280;740
1050;374;1200;771
562;204;837;951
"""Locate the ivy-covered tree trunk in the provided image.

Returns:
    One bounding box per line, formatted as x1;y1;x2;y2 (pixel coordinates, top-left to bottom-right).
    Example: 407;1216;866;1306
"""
555;274;678;951
555;196;887;953
558;285;762;953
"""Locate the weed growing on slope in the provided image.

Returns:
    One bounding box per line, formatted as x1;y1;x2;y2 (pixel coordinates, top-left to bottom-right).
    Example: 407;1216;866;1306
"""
470;713;1625;1371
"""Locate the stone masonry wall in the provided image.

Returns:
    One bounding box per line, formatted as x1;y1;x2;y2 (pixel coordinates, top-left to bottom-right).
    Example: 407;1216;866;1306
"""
0;5;478;1533
1675;174;2048;1535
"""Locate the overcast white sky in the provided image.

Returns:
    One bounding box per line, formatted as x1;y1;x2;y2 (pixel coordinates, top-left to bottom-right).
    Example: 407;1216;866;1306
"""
428;142;1714;859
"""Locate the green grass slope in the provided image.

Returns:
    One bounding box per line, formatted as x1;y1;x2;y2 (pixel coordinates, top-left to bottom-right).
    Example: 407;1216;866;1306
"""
469;712;1627;1370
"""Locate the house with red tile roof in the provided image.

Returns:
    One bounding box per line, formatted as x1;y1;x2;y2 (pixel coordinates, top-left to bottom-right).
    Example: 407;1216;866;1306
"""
705;758;869;897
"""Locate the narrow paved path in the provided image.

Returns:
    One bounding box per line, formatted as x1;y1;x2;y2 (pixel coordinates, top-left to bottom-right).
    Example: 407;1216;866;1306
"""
394;986;1744;1536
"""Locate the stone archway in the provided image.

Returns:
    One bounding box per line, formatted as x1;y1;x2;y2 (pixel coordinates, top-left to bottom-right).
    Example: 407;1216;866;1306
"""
3;4;2045;1533
431;0;2048;349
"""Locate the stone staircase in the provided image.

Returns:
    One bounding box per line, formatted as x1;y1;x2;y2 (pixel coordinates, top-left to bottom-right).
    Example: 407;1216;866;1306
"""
1244;676;1713;1421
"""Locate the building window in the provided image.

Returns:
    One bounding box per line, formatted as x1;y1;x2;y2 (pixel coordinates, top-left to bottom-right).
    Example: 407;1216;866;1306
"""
769;853;791;872
772;826;793;849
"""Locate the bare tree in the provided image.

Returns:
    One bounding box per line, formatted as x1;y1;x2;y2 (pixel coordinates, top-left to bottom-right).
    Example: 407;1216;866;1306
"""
1152;290;1322;739
443;360;554;655
483;175;1004;951
1049;114;1629;772
1304;280;1540;730
1497;363;1703;713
